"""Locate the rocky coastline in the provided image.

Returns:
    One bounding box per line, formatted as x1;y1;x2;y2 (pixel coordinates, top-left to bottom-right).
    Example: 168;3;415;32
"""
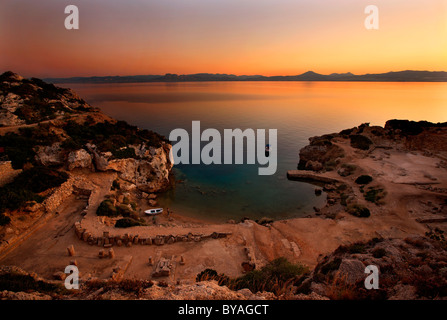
0;72;446;300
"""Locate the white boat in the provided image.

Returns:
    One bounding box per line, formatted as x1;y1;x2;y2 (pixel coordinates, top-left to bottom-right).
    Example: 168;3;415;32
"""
145;208;163;215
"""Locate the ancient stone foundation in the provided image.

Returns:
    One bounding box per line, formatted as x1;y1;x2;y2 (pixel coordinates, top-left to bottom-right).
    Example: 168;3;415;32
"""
73;221;231;248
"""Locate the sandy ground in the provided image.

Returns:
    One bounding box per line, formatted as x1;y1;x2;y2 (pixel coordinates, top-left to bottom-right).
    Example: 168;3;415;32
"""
1;137;446;284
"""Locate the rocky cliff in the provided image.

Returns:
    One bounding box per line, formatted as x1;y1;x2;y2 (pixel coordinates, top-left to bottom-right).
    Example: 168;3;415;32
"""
297;120;447;173
0;71;173;193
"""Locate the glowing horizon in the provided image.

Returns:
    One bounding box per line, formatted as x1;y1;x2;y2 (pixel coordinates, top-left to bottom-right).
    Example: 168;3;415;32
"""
1;0;446;78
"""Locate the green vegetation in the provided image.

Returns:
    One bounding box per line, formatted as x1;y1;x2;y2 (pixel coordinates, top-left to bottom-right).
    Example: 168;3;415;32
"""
338;163;357;177
0;213;11;226
372;248;387;258
230;258;309;295
62;120;168;155
96;200;119;217
363;186;386;204
355;175;373;185
195;258;309;296
111;179;121;191
196;269;230;286
0;272;68;295
346;203;371;218
255;217;274;226
113;147;137;159
0;126;59;169
339;128;355;137
0;167;68;217
342;242;367;254
319;258;342;275
323;160;337;171
11;166;68;194
96;199;139;220
115;217;147;228
350;134;373;150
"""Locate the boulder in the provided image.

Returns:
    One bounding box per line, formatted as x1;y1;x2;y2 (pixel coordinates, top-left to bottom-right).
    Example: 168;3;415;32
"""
337;259;365;284
35;143;65;167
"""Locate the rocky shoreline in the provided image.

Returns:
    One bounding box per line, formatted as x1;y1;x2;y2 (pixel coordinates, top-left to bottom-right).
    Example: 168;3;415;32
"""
1;72;446;300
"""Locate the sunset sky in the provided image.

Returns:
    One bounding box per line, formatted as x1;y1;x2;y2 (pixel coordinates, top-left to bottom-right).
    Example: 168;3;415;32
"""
1;0;446;78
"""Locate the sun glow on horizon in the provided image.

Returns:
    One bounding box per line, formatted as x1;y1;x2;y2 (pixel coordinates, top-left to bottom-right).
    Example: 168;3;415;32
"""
0;0;446;78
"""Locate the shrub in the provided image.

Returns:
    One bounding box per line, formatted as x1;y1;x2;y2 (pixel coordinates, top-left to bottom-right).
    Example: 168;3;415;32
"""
350;134;373;150
111;179;120;190
0;187;43;212
196;269;229;286
324;160;337;171
346;243;367;254
372;248;387;258
338;163;356;177
116;204;133;217
319;258;342;275
11;167;69;193
355;175;373;185
62;120;168;153
0;167;65;212
347;204;371;218
339;128;355;136
256;217;273;226
96;200;118;217
363;187;386;204
112;147;137;159
0;273;67;295
115;217;146;228
0;213;11;226
230;257;309;295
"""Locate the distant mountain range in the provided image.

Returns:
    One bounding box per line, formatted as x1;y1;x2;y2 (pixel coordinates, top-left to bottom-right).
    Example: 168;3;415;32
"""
45;70;447;84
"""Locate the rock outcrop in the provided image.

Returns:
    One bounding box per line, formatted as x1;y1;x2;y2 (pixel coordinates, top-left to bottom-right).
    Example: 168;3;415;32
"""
67;149;93;171
299;235;447;300
0;71;173;194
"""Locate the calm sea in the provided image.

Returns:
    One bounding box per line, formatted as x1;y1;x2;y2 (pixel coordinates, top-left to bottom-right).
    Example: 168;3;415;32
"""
63;81;447;222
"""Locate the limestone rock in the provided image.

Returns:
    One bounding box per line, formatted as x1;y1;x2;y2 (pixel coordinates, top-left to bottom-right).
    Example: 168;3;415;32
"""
67;149;93;170
337;259;366;284
35;143;65;166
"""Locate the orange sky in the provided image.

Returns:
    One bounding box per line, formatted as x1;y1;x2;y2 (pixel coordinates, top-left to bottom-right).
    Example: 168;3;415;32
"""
0;0;446;78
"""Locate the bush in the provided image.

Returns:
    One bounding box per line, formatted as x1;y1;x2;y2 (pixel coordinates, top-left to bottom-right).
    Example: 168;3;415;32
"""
347;204;371;218
112;147;137;159
350;135;373;150
115;217;146;228
116;204;133;217
319;258;342;275
0;273;67;295
346;243;367;254
338;164;357;177
11;167;69;193
372;248;387;258
230;258;309;295
0;213;11;226
0;167;65;212
256;217;273;226
324;160;337;171
63;120;168;154
363;187;386;204
111;179;120;190
355;175;373;185
196;269;229;286
96;200;118;217
0;187;43;212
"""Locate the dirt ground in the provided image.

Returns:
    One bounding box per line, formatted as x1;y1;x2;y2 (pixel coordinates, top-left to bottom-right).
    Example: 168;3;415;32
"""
1;137;446;284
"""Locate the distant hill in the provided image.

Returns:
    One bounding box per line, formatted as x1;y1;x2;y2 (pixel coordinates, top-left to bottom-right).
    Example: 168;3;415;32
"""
45;70;447;84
